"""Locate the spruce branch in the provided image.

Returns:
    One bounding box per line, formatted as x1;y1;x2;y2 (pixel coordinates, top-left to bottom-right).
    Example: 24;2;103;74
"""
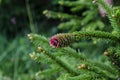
96;0;120;32
105;47;120;73
61;47;86;60
58;1;91;7
36;67;62;78
43;10;79;20
28;33;120;79
74;31;119;41
93;61;117;75
29;51;53;64
58;19;81;31
77;63;118;79
50;31;120;48
91;65;117;79
28;34;86;61
64;72;99;80
37;47;79;76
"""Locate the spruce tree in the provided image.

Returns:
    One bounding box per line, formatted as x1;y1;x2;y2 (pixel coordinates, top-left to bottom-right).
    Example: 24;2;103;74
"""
28;0;120;80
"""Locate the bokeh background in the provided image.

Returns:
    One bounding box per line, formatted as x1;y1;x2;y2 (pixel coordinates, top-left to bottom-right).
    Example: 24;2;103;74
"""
0;0;59;80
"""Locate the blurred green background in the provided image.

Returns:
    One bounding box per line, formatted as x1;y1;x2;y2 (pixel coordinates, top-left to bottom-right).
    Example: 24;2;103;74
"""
0;0;59;80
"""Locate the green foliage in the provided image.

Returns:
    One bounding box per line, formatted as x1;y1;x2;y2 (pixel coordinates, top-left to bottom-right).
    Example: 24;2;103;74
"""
43;0;105;32
28;0;120;80
97;0;120;32
28;33;119;80
2;0;120;79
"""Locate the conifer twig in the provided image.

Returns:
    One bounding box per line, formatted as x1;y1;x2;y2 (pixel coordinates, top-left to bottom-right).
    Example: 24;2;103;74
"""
37;47;79;76
96;0;120;31
50;31;120;48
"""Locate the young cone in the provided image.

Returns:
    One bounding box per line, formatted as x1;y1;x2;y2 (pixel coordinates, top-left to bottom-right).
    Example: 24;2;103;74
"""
50;33;76;48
